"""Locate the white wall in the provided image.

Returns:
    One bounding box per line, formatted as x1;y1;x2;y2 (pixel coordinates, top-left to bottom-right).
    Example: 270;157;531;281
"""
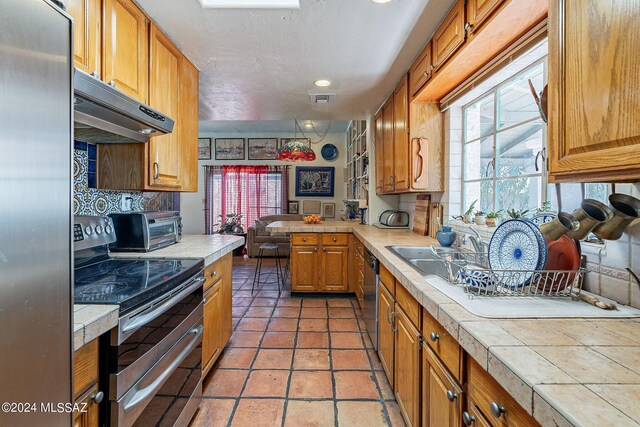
181;132;348;234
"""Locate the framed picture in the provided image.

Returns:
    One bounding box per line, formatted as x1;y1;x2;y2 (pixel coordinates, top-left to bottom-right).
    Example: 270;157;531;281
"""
281;138;311;147
248;138;279;160
288;200;299;214
323;202;335;218
295;166;335;197
198;138;211;160
215;138;245;160
302;200;321;215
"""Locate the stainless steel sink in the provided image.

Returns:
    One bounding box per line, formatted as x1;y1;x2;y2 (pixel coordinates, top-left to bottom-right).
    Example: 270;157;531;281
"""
387;245;460;277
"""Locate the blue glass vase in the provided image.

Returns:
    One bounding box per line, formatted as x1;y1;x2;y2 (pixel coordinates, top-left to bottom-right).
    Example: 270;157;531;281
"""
436;226;457;247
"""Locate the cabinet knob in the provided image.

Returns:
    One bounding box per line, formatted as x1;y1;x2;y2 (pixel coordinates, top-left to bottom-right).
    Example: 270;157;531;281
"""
153;162;160;179
332;237;337;242
322;247;326;252
446;390;458;402
464;22;474;33
91;71;99;79
490;402;506;418
210;270;217;278
429;65;435;71
314;247;318;252
462;412;475;425
423;71;429;78
303;237;307;242
91;391;104;404
108;80;116;87
429;332;440;342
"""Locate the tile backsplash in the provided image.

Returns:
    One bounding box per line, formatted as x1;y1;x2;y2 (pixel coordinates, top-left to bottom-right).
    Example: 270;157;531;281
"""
73;142;179;216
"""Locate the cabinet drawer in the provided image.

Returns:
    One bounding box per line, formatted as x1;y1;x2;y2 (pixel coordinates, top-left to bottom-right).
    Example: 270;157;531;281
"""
467;357;539;426
74;339;98;399
395;282;420;328
204;254;230;291
291;233;318;246
379;263;396;295
464;399;493;427
322;233;349;246
422;308;462;381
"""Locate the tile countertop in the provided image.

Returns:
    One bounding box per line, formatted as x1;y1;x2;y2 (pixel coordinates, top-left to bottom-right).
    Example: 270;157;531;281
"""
267;221;640;427
73;234;244;351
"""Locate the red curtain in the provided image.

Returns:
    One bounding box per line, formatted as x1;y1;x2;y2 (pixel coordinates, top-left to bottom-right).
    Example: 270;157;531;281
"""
205;165;289;233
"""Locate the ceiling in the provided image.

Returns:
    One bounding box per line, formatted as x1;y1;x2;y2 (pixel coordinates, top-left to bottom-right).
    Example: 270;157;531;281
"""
137;0;455;131
199;119;349;134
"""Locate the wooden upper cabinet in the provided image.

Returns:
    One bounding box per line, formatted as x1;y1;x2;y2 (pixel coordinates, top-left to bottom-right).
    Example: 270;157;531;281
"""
320;246;349;292
67;0;101;77
374;111;384;194
393;76;410;191
103;0;148;103
178;56;199;192
466;0;504;35
148;25;181;188
432;0;466;71
409;41;432;97
382;98;395;193
549;0;640;182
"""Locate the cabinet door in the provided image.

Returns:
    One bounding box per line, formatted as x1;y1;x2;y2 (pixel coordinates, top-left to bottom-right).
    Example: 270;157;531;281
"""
148;25;181;188
321;246;349;292
395;307;421;427
393;76;410;191
67;0;101;77
102;0;148;102
178;56;199;192
466;0;504;34
382;99;395;193
374;110;385;194
377;284;395;386
409;41;432;97
462;400;493;427
220;256;233;347
73;384;100;427
202;280;222;377
423;344;463;427
432;0;466;71
290;246;319;292
549;0;640;182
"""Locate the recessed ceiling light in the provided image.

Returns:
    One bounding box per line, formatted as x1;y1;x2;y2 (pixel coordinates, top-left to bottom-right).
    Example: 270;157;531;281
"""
198;0;300;9
371;0;392;3
314;79;332;87
305;122;313;128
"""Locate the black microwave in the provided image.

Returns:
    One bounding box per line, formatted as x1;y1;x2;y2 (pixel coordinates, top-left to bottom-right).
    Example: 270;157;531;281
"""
109;211;182;252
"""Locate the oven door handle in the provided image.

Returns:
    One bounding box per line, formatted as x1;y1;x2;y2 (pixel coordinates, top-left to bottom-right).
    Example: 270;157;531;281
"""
122;276;205;334
123;325;203;412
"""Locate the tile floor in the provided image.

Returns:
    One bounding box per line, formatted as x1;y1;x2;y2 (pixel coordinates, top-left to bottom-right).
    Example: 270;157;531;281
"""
190;257;406;427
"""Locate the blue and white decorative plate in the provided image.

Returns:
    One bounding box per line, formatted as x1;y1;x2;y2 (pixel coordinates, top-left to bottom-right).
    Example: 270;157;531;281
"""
321;144;338;161
523;219;548;270
531;212;557;226
455;269;496;293
488;219;542;288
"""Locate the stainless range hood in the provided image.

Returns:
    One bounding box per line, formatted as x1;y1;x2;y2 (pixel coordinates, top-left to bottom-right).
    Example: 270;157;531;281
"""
73;68;174;143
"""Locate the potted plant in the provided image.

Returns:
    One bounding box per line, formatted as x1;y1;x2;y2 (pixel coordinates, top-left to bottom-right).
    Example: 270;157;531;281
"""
506;208;530;220
463;199;477;224
216;213;245;234
474;211;486;225
485;210;503;227
435;217;457;247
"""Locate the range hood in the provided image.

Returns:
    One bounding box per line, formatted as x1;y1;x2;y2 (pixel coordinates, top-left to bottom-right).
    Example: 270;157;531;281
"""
73;68;174;143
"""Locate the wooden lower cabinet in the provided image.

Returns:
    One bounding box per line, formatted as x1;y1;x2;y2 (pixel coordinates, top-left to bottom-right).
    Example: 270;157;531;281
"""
290;233;351;293
73;384;100;427
321;246;349;292
394;306;421;427
463;400;493;427
377;284;395;385
73;339;101;427
422;343;463;427
290;246;319;292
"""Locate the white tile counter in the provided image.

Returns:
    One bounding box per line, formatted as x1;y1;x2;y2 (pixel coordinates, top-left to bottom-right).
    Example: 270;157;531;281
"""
73;304;118;351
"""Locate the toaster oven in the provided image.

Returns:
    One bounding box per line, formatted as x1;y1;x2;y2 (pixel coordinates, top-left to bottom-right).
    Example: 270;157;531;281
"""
109;211;182;252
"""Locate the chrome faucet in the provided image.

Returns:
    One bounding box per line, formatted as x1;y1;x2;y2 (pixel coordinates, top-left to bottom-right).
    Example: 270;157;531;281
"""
468;226;487;254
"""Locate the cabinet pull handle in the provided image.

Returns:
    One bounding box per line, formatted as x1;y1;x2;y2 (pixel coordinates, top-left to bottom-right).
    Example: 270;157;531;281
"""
108;80;116;87
153;162;160;179
386;305;392;325
91;391;104;404
391;311;397;332
429;332;440;342
490;402;506;418
446;390;458;402
535;149;546;172
462;412;475;425
464;22;473;35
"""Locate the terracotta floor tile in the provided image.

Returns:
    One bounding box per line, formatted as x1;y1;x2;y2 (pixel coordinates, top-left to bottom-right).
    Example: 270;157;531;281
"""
233;297;253;307
251;298;278;307
232;319;240;329
244;306;274;318
242;370;290;398
232;306;248;318
231;399;285;427
228;331;264;348
256;290;281;298
376;371;394;400
189;398;235;427
327;298;353;308
334;371;380;399
283;400;335;427
332;349;371;370
368;349;384;370
386;401;407;426
202;369;249;397
272;307;301;318
302;299;327;307
234;290;254;298
296;332;329;349
328;307;356;318
293;349;331;370
298;318;328;332
301;307;328;318
331;332;364;349
236;317;269;331
261;331;296;348
216;348;257;369
336;401;388;427
253;349;294;370
288;371;333;399
329;318;359;332
277;298;302;307
363;334;374;349
268;318;298;332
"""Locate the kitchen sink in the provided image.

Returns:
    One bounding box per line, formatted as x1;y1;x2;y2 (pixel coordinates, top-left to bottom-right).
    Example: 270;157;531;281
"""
387;245;466;277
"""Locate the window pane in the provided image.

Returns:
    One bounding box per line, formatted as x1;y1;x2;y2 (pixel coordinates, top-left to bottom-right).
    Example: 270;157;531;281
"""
586;183;609;204
464;95;494;142
496;176;542;213
498;63;544;128
464;136;494;180
496;121;543;177
464;181;493;214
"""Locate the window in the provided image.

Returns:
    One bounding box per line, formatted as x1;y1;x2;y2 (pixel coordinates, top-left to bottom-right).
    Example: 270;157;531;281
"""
204;165;289;233
462;60;548;215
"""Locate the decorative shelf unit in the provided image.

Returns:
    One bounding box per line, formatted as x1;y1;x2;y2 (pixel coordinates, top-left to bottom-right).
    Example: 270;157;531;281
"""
346;120;368;201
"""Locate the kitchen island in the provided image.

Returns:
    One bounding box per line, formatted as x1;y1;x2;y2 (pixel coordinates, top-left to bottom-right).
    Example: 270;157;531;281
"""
267;220;640;426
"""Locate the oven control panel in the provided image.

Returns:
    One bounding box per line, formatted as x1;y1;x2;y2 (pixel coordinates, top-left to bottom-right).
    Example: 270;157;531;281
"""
74;215;116;251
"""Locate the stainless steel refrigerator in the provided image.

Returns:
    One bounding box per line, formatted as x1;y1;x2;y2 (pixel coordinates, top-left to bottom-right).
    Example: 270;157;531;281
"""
0;1;74;426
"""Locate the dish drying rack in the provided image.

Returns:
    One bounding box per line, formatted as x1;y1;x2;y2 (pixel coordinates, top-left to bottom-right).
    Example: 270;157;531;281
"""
430;249;585;299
